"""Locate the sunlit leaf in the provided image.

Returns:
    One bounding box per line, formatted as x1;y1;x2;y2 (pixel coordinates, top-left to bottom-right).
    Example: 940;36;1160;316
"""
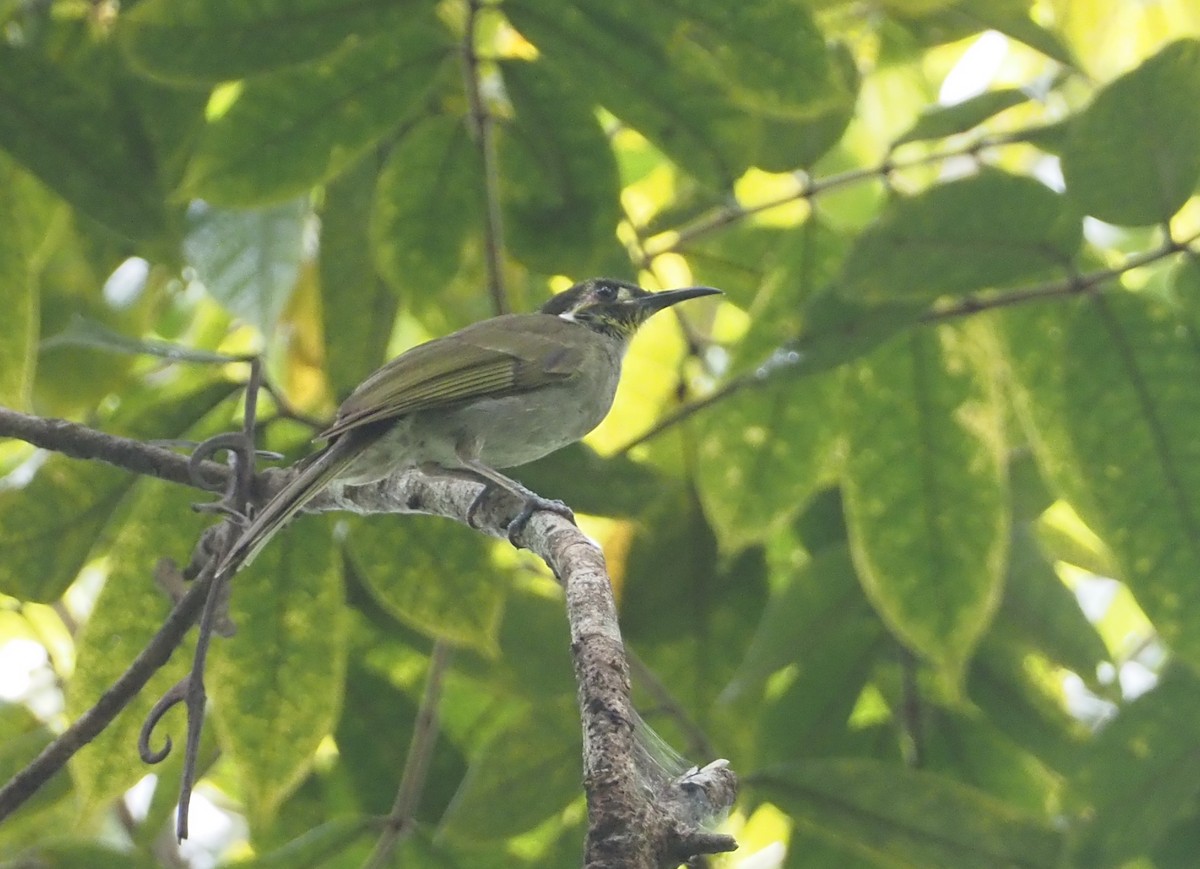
1068;666;1200;866
695;372;839;550
347;514;504;654
183;199;310;333
1062;39;1200;226
0;159;39;410
0;380;236;601
179;22;453;206
119;0;421;82
1062;293;1200;665
210;525;346;831
894;88;1029;147
371;114;483;299
319;154;398;399
842;323;1008;683
66;480;211;812
441;699;581;840
837;170;1082;302
754;758;1063;868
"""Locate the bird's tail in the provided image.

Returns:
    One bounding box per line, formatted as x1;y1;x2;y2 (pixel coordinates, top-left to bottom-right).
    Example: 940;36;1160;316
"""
214;436;360;580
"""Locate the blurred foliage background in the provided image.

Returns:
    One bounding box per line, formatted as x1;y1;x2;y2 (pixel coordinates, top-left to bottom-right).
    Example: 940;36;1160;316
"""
2;0;1200;866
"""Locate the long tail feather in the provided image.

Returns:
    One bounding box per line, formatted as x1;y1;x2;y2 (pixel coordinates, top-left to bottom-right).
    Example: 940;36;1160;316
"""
214;437;360;579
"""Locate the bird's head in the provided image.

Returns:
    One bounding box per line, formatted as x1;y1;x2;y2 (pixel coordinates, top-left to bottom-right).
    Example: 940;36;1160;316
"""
540;278;721;340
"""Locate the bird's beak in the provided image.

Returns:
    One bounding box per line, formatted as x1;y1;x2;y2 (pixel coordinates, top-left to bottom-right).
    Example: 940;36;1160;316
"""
637;285;722;315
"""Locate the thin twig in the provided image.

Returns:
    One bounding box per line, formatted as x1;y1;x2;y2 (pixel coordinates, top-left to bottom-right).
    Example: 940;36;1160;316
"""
462;0;508;315
363;641;453;869
637;136;1000;265
0;567;213;823
174;359;267;840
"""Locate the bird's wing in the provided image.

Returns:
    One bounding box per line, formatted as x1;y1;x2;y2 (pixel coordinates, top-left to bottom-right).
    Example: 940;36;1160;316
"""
319;314;584;440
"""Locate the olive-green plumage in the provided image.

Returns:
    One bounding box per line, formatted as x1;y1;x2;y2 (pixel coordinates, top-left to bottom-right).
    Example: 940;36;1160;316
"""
216;278;719;576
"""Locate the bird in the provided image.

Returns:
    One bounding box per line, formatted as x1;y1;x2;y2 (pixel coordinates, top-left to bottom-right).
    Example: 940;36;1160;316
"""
214;277;720;578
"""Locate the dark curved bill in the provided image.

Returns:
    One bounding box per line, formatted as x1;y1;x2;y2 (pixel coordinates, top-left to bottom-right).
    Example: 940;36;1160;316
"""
639;285;722;313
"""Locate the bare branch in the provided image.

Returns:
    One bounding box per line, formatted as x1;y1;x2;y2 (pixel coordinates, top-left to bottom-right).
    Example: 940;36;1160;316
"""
0;406;233;492
0;565;214;823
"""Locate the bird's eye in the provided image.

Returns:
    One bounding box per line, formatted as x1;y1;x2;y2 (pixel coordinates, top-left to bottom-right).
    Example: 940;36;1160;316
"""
595;283;617;301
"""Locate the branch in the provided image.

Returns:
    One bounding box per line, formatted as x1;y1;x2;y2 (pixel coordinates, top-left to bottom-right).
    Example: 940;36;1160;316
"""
313;475;739;867
462;0;508;315
635;132;1027;265
0;564;213;822
0;407;234;492
0;419;737;863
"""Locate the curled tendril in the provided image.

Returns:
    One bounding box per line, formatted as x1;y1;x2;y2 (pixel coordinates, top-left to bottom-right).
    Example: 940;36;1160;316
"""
139;678;189;764
187;432;250;492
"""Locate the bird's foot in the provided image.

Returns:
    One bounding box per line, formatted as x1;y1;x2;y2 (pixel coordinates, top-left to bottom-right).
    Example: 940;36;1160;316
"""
506;496;576;545
466;485;575;544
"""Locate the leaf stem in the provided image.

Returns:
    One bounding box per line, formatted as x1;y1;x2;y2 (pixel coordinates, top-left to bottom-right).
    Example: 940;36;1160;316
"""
462;0;509;315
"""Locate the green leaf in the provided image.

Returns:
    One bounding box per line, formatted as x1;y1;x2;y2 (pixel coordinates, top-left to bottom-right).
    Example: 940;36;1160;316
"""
183;198;309;333
1062;39;1200;226
966;639;1087;775
1061;293;1200;665
319;154;399;399
0;43;165;241
506;0;749;187
837;170;1082;302
754;758;1063;868
921;705;1057;814
995;300;1095;511
180;24;452;206
749;42;859;172
348;514;504;655
441;700;581;840
118;0;422;83
0;379;237;601
516;443;665;519
371;114;484;298
41;315;246;364
842;324;1008;683
499;61;623;275
0;159;39;410
3;842;158;869
893;88;1029;147
661;0;838;119
952;0;1077;68
622;494;768;710
1170;254;1200;332
794;292;929;375
725;545;874;703
995;525;1109;678
494;589;575;699
1069;666;1200;867
695;372;839;550
235;816;376;869
210;526;346;832
0;702;70;824
335;663;467;818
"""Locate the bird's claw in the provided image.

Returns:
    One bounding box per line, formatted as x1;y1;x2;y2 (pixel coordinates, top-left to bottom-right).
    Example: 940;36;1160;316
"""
506;496;575;545
467;485;575;544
